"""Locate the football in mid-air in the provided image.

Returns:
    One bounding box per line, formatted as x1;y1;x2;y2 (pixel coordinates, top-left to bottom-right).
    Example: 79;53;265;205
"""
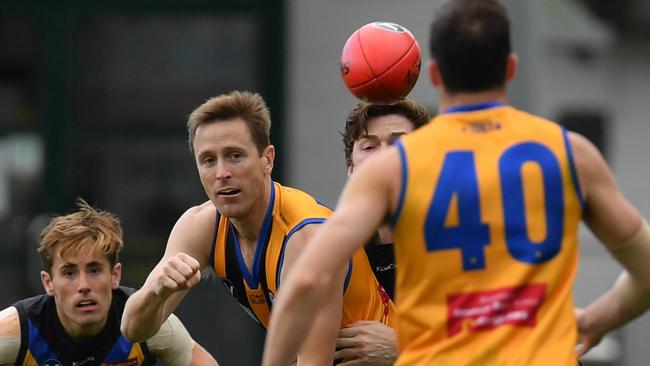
340;21;421;103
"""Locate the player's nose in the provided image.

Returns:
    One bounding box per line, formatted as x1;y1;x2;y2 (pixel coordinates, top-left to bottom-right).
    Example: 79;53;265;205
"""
77;273;91;293
215;160;232;180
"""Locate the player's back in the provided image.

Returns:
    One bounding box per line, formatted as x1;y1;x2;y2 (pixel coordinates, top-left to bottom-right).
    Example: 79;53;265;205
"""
392;104;582;365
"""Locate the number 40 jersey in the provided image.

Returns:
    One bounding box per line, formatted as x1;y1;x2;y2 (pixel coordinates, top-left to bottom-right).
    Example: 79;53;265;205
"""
392;103;583;366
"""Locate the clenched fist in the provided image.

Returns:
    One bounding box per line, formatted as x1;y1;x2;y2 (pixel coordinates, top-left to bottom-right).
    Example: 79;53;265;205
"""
152;253;202;299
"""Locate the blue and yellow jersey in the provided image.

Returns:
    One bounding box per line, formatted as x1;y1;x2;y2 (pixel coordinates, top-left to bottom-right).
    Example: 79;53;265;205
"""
14;287;154;366
210;181;394;329
392;103;583;366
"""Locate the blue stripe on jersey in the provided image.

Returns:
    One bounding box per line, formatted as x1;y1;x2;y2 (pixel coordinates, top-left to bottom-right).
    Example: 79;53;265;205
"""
232;179;276;289
104;335;133;363
276;218;327;289
208;210;221;270
391;140;408;228
562;127;586;209
27;320;58;364
316;199;334;211
442;101;506;114
343;258;353;294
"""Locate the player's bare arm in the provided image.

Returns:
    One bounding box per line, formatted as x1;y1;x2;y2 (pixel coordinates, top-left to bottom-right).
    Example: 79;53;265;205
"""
570;132;650;354
122;202;215;342
279;224;345;365
262;148;400;366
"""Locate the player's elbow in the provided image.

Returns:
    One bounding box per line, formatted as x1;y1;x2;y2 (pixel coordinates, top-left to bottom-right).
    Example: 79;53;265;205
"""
120;320;139;343
120;314;153;343
293;268;337;302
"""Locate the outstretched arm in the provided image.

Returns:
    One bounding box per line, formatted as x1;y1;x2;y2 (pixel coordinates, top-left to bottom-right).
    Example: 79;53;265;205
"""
122;203;214;342
569;132;650;355
263;149;399;366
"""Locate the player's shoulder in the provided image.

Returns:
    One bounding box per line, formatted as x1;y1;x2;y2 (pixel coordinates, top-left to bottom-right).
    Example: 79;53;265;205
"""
2;295;49;338
276;182;319;202
275;182;332;226
183;200;217;220
174;201;217;231
11;294;49;320
566;131;610;193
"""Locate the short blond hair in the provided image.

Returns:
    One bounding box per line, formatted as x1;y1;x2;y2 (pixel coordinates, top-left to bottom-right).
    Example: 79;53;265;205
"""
187;90;271;155
38;198;123;273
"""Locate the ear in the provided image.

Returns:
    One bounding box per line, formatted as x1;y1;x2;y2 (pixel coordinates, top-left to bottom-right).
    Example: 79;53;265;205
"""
262;145;275;175
505;53;518;82
429;59;442;87
41;271;54;295
111;263;122;290
347;163;354;176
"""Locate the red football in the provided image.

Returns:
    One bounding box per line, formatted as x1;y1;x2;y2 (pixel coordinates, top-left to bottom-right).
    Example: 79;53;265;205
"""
340;22;421;103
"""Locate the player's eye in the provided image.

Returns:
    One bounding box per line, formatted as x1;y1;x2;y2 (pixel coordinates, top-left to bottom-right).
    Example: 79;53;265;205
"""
229;152;243;161
201;157;216;166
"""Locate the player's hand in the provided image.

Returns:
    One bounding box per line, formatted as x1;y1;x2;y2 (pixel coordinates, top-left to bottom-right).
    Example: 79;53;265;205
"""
575;307;603;357
335;320;397;366
151;253;201;300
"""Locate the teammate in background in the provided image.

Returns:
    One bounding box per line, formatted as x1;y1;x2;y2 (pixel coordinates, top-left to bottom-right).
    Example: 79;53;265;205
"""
262;0;650;365
335;100;429;365
121;91;394;365
0;199;217;366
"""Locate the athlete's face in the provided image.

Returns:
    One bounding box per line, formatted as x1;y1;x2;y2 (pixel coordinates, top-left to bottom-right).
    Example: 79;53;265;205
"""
40;242;121;340
348;114;414;174
194;118;274;219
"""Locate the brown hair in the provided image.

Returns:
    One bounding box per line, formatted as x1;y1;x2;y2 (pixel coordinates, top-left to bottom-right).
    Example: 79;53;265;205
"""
430;0;510;93
341;99;430;166
187;90;271;155
38;198;124;273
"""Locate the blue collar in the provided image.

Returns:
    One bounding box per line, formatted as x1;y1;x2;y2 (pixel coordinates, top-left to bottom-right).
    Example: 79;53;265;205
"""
443;101;506;114
231;179;275;289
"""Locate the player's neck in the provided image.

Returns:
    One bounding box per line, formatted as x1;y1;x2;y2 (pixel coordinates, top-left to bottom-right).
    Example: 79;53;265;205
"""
230;177;273;245
439;87;508;113
57;308;106;342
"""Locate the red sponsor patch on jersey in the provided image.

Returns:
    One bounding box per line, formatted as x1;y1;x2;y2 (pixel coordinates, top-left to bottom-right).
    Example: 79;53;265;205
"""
102;358;138;366
447;284;546;337
378;284;391;323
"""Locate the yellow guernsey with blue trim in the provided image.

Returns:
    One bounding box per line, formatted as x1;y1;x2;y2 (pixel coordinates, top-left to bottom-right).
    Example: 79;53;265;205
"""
211;181;394;329
392;104;583;366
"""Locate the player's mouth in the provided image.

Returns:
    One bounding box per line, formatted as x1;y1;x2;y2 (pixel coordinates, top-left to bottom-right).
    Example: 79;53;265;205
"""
76;299;98;311
217;188;241;196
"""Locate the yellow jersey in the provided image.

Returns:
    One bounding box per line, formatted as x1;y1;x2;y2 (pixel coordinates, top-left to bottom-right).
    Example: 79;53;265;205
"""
392;103;583;366
211;181;394;329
